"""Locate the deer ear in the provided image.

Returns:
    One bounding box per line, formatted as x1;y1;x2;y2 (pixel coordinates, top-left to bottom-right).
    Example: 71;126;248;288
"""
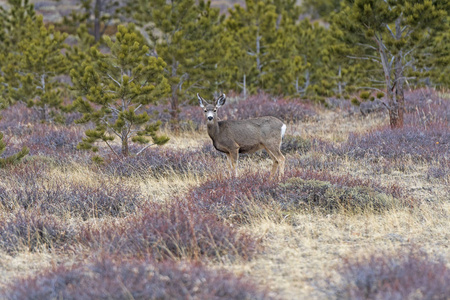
216;94;226;108
197;93;206;108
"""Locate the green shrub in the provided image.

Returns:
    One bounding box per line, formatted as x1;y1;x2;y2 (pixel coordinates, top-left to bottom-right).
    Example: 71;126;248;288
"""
276;178;396;213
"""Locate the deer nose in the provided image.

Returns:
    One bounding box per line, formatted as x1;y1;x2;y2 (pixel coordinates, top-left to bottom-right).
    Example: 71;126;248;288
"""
207;116;213;121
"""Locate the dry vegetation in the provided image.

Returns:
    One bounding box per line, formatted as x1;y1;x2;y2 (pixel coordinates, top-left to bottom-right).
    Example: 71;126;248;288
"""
0;90;449;299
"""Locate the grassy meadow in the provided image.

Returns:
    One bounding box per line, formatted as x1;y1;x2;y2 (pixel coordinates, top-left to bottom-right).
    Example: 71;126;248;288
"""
0;90;449;299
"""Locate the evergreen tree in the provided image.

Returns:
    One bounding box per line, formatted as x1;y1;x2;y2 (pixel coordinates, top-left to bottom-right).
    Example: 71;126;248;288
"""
15;15;69;122
62;0;120;42
128;0;224;125
302;0;342;20
0;0;35;107
70;24;170;159
414;16;450;88
333;0;449;128
224;0;278;95
291;19;336;99
261;0;303;96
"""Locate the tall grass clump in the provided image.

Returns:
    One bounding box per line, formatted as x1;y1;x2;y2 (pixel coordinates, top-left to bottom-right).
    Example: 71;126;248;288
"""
328;247;450;299
3;256;270;300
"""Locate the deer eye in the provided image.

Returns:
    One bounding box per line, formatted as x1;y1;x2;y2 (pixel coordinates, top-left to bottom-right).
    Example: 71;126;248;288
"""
204;110;207;113
213;109;217;112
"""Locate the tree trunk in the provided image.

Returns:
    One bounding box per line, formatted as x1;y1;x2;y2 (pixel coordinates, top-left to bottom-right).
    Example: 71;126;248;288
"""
170;93;179;124
94;0;102;42
40;104;48;122
243;74;247;99
256;32;262;78
338;65;343;98
121;130;129;157
170;59;180;129
392;18;404;129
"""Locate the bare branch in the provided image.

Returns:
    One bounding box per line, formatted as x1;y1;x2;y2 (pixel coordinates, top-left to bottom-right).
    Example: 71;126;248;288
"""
381;101;392;111
388;56;395;70
347;56;381;64
104;140;121;160
136;143;155;156
134;104;142;112
107;73;121;87
357;86;385;93
356;43;378;51
386;24;395;39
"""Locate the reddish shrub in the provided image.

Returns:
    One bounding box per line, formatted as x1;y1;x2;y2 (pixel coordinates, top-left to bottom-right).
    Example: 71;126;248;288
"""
427;161;450;181
0;163;142;219
0;102;81;130
100;146;222;178
334;123;449;164
0;209;75;254
404;89;450;125
19;124;84;153
330;248;450;299
79;201;259;261
3;256;270;300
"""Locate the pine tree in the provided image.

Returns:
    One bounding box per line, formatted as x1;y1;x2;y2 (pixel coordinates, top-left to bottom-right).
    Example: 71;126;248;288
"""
301;0;341;20
0;0;35;107
414;16;450;88
333;0;449;128
224;0;278;95
261;0;303;96
290;19;337;99
15;15;69;122
62;0;119;42
128;0;224;125
70;24;170;159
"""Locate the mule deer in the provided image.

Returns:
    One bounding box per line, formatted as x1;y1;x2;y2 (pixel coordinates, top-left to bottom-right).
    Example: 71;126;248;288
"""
198;93;286;178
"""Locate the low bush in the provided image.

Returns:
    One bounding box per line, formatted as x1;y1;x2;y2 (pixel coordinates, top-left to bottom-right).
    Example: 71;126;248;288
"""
404;89;450;125
275;177;397;213
281;135;312;154
78;200;259;261
4;256;270;300
20;124;84;154
100;146;222;178
0;209;75;254
427;161;450;181
329;248;450;299
0;164;142;219
186;169;407;224
0;102;81;133
334;123;449;164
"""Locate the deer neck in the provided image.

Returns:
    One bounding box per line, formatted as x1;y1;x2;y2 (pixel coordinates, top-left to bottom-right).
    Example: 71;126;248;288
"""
207;120;220;141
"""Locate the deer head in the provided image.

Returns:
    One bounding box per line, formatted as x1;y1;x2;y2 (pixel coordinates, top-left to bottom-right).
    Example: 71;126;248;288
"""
197;93;226;123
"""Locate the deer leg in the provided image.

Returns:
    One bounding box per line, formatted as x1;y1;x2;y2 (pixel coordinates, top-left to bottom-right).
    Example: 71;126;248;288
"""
229;149;239;177
225;153;234;176
264;145;285;179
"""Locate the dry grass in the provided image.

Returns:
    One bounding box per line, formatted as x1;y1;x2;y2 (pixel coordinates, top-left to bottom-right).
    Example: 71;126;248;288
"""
1;90;449;299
